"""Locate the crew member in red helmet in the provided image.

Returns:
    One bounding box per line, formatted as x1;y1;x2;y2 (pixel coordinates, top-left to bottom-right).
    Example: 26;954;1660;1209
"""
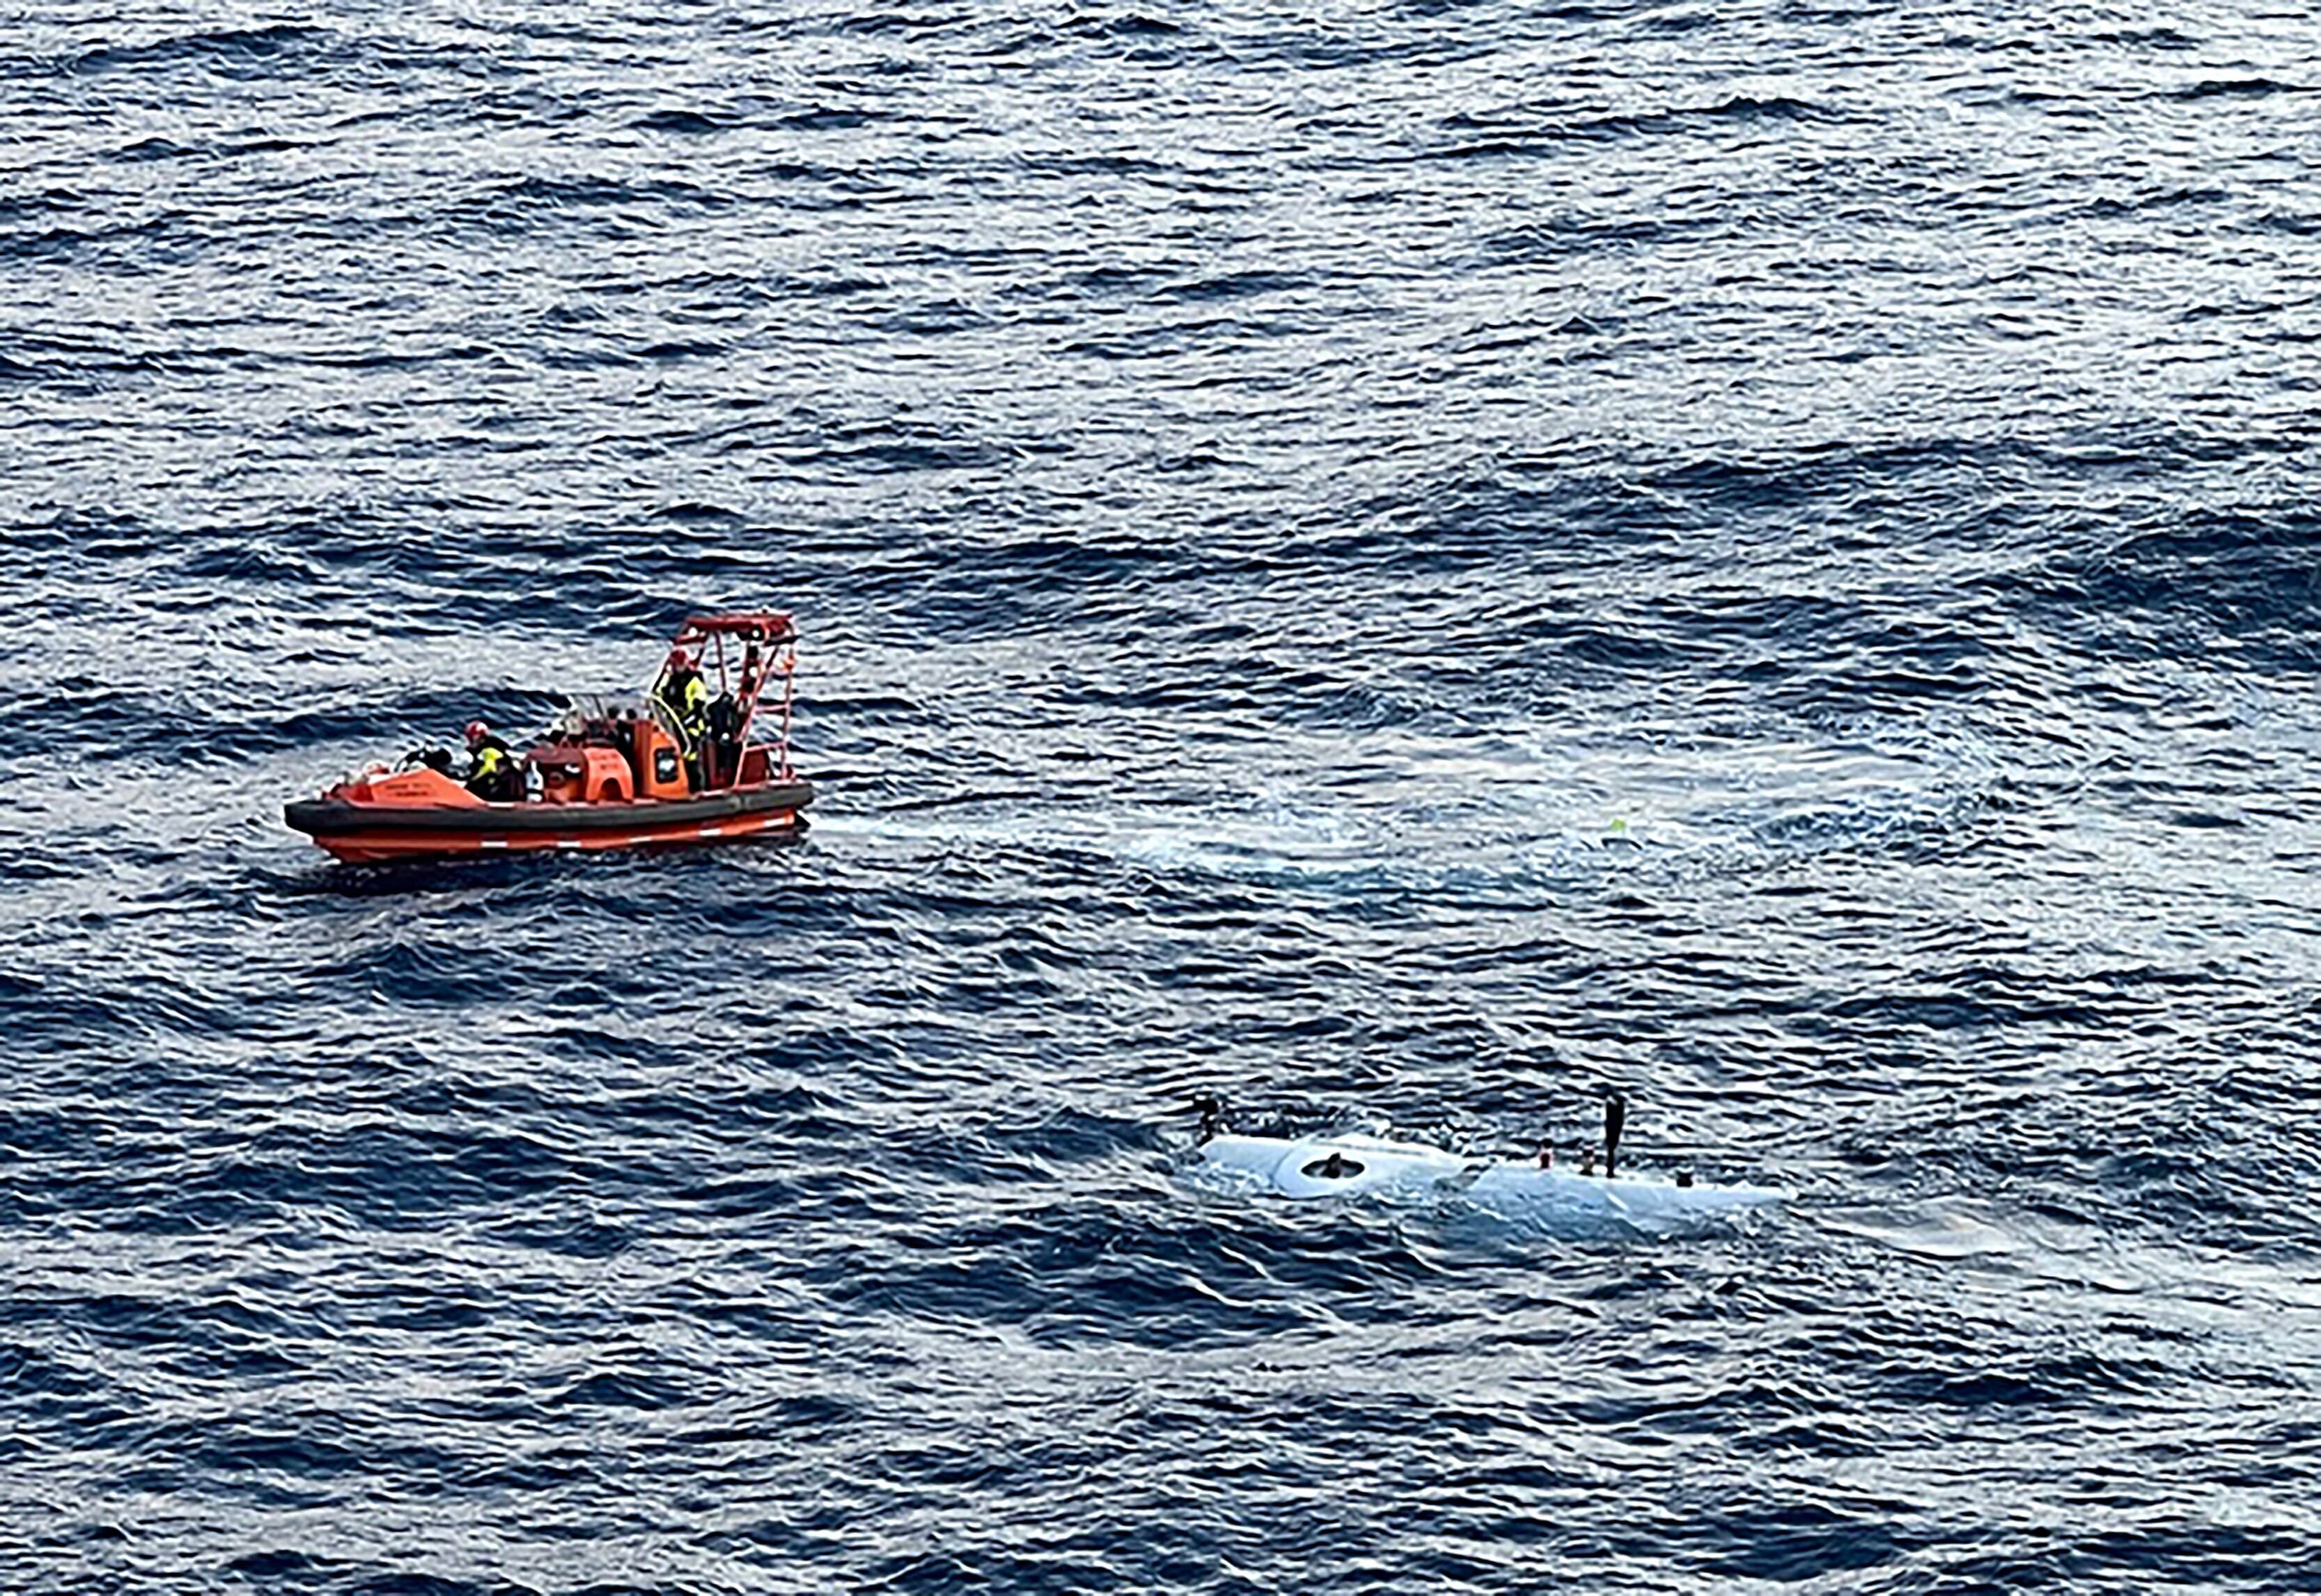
461;720;518;800
652;648;710;787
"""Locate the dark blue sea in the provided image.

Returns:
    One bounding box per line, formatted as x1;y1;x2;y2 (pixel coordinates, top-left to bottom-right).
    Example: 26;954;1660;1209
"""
6;3;2320;1590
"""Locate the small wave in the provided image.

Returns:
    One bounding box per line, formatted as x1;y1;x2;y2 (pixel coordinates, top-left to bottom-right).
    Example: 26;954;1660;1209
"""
1013;151;1173;178
634;107;740;134
2172;77;2306;101
781;104;880;130
2092;26;2198;49
64;22;327;76
1423;93;1845;159
655;501;747;525
480;172;739;213
1158;269;1319;304
1063;13;1182;38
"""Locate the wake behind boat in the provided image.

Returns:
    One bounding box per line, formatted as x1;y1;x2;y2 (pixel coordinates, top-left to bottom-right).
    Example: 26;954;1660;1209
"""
285;612;813;864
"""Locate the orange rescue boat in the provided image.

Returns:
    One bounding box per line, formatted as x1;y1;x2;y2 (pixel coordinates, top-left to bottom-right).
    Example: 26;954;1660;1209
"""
286;612;814;864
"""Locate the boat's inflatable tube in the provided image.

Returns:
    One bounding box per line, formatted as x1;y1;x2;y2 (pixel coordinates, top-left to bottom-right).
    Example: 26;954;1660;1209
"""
1194;1131;1788;1216
283;773;813;863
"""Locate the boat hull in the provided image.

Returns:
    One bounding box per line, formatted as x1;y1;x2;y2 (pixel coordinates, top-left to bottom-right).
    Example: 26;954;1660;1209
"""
1195;1130;1790;1216
286;780;814;864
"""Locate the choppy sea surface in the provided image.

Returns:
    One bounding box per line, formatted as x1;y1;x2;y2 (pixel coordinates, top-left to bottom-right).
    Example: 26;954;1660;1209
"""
6;2;2321;1590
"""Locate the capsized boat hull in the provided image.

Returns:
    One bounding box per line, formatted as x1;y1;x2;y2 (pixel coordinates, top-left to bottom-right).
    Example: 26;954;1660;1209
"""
1465;1161;1790;1217
1195;1130;1789;1215
286;777;814;864
1196;1132;1469;1198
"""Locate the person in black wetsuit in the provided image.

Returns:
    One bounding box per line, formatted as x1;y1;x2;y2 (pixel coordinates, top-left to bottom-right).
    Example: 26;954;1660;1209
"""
703;689;743;788
1194;1097;1226;1143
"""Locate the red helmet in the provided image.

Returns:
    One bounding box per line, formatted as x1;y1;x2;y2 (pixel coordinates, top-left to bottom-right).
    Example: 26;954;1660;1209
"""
464;720;490;746
665;648;690;671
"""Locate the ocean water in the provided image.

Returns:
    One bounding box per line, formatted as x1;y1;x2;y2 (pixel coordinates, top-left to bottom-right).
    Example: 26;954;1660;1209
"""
5;1;2320;1590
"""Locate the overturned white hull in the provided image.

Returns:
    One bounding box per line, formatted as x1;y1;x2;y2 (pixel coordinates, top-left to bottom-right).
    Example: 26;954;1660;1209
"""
1466;1161;1791;1219
1198;1132;1469;1199
1194;1130;1789;1217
